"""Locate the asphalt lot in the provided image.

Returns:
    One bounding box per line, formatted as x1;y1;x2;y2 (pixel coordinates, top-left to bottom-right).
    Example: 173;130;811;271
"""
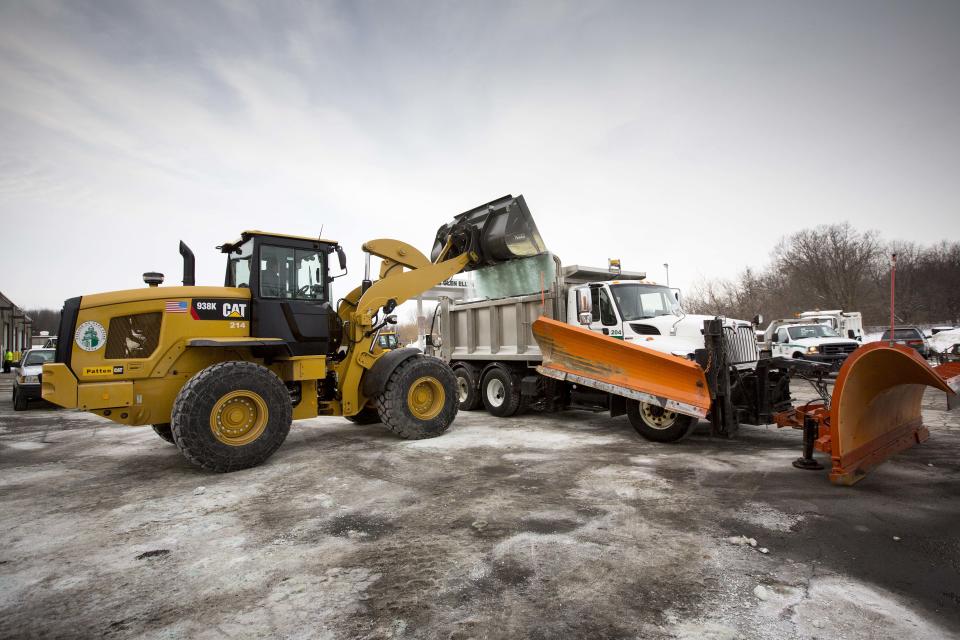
1;375;958;640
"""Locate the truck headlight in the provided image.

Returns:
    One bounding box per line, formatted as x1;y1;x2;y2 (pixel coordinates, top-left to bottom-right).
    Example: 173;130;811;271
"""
806;346;819;354
19;375;39;384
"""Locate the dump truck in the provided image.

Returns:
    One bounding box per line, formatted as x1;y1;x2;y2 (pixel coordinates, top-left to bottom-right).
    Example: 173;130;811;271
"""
42;195;546;472
429;199;960;484
433;255;763;442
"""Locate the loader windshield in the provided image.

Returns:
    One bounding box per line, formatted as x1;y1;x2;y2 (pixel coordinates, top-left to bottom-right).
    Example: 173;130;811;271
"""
611;284;680;321
260;244;327;300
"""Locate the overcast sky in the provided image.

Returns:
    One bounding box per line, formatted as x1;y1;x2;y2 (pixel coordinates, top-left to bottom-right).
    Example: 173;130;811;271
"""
1;0;958;310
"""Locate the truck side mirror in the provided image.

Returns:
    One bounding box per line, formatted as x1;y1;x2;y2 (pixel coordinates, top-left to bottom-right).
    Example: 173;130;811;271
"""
752;314;763;327
576;289;592;325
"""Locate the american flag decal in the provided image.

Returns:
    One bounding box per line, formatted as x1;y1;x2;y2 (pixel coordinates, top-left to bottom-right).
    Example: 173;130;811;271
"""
165;300;188;313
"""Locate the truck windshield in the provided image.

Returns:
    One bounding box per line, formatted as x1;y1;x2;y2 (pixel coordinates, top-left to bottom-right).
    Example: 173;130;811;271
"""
787;325;839;339
610;284;679;321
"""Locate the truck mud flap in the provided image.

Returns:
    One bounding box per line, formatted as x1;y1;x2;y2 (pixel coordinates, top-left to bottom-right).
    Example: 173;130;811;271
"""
825;342;959;485
531;317;711;420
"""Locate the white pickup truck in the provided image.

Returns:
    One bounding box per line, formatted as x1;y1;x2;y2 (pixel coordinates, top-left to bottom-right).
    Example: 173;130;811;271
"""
762;319;859;365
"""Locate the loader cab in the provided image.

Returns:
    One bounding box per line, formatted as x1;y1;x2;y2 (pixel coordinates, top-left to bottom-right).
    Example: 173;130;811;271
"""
221;231;344;356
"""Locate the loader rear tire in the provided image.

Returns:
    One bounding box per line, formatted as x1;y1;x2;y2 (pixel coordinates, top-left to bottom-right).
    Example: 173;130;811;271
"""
375;355;458;439
171;361;292;472
453;364;481;411
481;365;522;417
627;400;695;443
345;407;381;425
152;423;175;444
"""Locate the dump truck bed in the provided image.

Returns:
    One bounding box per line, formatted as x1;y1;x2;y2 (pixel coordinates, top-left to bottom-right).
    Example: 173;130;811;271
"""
439;291;559;363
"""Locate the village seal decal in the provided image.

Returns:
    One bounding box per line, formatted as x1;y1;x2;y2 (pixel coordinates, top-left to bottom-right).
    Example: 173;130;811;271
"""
75;320;107;351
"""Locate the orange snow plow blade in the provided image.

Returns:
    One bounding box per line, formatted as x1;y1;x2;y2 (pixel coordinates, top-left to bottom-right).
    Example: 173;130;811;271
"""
825;342;960;485
532;316;711;419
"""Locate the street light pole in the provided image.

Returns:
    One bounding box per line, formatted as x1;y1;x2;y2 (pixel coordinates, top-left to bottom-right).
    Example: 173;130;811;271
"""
663;263;670;287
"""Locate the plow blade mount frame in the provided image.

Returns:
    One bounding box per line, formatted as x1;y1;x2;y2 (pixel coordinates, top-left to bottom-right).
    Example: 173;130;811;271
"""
532;316;711;419
430;194;546;271
826;341;958;485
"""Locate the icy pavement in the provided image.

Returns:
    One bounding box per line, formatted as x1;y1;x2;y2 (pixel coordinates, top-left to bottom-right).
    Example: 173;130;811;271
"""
1;383;958;639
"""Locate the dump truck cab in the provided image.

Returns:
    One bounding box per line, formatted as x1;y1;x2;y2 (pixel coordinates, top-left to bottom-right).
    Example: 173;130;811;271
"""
566;279;757;364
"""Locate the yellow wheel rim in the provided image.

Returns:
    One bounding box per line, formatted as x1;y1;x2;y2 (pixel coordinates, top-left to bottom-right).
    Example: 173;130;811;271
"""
209;390;269;446
407;376;445;420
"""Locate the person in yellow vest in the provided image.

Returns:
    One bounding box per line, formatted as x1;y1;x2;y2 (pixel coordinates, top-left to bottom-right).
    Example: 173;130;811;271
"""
3;349;13;373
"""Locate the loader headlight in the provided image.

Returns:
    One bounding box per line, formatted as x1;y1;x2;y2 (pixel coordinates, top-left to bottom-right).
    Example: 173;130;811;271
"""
806;346;819;354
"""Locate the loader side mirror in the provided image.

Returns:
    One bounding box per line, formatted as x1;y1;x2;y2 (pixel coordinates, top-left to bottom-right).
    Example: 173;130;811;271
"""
331;246;348;279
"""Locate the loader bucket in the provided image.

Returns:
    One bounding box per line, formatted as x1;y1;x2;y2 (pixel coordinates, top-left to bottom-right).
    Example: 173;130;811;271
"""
532;316;711;419
825;342;958;485
431;194;546;270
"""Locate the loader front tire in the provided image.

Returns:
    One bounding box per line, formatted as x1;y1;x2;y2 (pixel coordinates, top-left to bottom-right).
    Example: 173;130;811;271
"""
171;361;292;472
627;400;695;443
152;423;175;444
375;355;458;439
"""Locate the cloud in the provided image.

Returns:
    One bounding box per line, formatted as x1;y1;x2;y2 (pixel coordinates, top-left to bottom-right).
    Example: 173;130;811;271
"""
1;0;959;309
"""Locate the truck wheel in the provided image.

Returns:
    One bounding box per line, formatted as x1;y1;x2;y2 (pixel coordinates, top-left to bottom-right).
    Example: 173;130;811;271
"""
13;388;27;411
345;406;381;425
627;400;695;443
171;361;292;472
375;355;458;439
152;423;176;444
453;365;481;411
481;365;522;417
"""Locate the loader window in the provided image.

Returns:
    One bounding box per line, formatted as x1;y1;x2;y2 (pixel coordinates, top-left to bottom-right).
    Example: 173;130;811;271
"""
227;239;253;288
260;244;327;301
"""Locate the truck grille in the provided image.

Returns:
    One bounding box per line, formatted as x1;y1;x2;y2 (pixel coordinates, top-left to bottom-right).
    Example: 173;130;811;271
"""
105;313;163;359
821;343;857;356
723;325;759;365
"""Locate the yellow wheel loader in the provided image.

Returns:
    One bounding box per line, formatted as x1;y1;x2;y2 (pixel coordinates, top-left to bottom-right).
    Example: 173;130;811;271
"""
42;196;545;472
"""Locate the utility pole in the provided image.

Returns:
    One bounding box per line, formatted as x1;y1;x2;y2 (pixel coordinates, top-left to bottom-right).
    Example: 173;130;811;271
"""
663;263;670;287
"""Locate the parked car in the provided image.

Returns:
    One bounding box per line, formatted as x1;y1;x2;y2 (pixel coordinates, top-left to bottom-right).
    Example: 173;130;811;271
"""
879;326;931;359
937;343;960;364
12;348;55;411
